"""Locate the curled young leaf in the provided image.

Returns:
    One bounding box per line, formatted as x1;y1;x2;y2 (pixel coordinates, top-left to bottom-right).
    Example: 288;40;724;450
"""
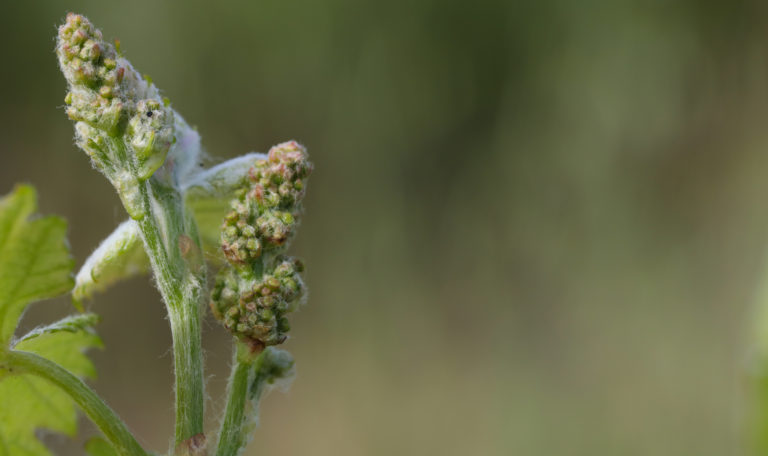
73;220;148;303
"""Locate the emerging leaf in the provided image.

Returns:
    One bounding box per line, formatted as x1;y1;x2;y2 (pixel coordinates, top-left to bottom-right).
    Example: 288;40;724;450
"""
73;220;148;303
249;347;295;400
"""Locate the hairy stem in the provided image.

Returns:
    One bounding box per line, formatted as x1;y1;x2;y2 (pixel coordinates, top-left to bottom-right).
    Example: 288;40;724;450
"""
215;356;252;456
135;179;205;449
106;133;206;449
5;350;147;456
166;289;205;448
215;345;268;456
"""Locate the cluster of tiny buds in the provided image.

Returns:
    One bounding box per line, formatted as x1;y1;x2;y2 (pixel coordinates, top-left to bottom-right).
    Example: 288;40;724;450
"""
58;14;115;91
58;13;174;181
221;141;312;265
212;141;312;347
211;257;305;346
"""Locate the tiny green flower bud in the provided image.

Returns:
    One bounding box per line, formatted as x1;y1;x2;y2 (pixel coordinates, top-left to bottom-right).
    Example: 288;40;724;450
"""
242;225;256;237
265;277;280;290
245;238;261;256
79;39;101;61
99;85;113;99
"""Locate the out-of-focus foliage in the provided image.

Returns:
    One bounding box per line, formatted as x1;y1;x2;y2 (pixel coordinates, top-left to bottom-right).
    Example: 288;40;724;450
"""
0;328;102;456
3;0;768;455
0;186;74;343
84;437;117;456
0;186;101;455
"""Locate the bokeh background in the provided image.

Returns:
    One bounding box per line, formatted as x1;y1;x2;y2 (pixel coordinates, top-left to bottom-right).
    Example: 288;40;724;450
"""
3;0;768;454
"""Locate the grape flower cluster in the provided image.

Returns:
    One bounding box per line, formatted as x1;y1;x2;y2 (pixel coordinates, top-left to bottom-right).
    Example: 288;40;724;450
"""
210;141;312;348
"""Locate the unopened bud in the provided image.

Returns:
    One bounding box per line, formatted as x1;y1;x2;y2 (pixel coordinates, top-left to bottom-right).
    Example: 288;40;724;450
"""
127;99;174;180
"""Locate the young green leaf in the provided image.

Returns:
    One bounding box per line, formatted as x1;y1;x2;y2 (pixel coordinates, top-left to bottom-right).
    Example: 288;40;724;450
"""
0;185;75;346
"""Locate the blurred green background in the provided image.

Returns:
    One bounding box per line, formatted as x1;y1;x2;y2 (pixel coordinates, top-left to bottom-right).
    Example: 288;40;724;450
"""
3;0;768;454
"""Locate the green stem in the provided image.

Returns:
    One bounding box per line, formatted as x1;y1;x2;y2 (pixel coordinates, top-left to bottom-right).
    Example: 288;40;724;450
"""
215;345;268;456
215;357;251;456
166;288;204;448
6;350;148;456
106;131;205;451
135;179;205;449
